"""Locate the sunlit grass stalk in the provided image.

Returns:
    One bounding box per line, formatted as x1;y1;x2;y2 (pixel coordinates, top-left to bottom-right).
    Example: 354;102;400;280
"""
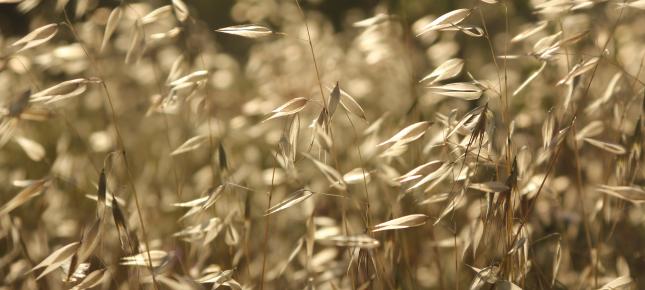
61;9;160;290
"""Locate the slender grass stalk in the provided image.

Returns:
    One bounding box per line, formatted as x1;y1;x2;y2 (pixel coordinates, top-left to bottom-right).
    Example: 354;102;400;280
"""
61;10;160;290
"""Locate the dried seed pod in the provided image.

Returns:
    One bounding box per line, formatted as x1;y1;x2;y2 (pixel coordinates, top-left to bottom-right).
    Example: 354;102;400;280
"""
216;24;273;38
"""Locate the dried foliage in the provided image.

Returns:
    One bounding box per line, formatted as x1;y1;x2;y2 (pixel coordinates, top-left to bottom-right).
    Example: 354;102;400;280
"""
1;0;644;289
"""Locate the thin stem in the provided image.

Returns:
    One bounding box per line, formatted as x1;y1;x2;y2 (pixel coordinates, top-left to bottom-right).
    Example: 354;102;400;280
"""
62;10;159;290
570;122;596;285
258;151;279;290
295;0;328;110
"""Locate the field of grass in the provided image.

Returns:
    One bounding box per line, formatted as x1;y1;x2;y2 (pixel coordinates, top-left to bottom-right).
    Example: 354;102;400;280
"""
1;0;644;289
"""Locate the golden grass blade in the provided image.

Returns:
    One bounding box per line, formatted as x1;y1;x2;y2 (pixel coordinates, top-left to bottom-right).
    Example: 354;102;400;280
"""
303;154;346;190
421;168;453;193
18;108;54;121
407;163;450;191
279;238;304;276
196;269;234;286
304;211;316;260
511;21;548;43
533;31;561;56
178;207;202;222
317;234;380;249
542;108;556;149
468;264;500;286
174;186;225;222
265;189;314;216
585;73;622;114
169;70;208;87
583;138;626;155
418;192;450;205
171;135;207;155
338;87;367;121
223;279;243;290
575;121;604;141
557;57;599;86
309;248;336;270
549;126;570;149
469;219;484;258
203;218;226;245
172;0;189;22
216;24;273;38
617;256;630;276
552;239;561;287
419;58;464;84
596;185;645;203
263;97;309;122
559;30;590;47
141;5;173;25
150;28;182;41
152;28;182;42
453;25;485;37
31;78;89;103
428;82;483;100
0;178;49;216
397;160;443;183
121;250;169;267
100;6;122;52
14;136;45;161
46;85;88;105
11;179;40;187
378;121;430;147
31;242;79;271
31;242;81;279
173;217;219;241
617;0;645;9
71;269;108;290
416;9;471;36
513;61;547;96
352;13;391;27
597;275;633;290
63;260;92;284
280;115;300;166
166;54;185;84
12;23;58;53
468;181;510;193
224;223;239;246
380;142;410;158
434;192;463;225
172;195;209;207
85;191;125;208
201;185;225;210
77;218;103;263
507;237;526;255
372;214;428;232
445;105;486;139
125;25;144;64
342;168;371;184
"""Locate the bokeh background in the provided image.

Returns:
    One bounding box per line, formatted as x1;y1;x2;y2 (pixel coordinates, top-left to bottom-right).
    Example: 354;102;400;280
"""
1;0;644;289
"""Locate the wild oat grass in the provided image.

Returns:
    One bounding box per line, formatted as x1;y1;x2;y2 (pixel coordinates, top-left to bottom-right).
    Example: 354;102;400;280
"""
0;0;644;289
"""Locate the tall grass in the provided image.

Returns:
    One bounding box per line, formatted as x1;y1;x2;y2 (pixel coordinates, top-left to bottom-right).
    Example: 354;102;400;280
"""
0;0;644;289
